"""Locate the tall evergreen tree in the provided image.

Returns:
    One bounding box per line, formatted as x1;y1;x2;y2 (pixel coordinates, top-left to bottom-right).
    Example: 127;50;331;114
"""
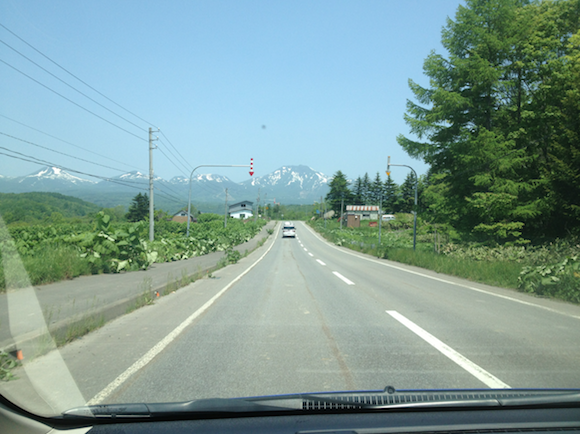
383;175;398;213
325;171;353;214
395;0;580;241
398;173;417;213
351;176;365;205
370;172;384;205
126;193;149;222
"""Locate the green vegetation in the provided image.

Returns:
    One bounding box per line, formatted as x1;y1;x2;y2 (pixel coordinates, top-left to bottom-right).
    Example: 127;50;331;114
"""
316;0;580;304
0;192;101;225
397;0;580;242
256;203;315;221
0;351;19;382
0;210;266;291
309;219;580;304
125;193;149;222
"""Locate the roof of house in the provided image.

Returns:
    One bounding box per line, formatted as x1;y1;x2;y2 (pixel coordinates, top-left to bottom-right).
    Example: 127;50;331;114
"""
229;200;253;209
346;205;380;211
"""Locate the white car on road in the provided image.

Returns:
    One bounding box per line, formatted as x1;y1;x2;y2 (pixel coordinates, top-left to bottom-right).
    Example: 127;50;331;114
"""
282;222;296;238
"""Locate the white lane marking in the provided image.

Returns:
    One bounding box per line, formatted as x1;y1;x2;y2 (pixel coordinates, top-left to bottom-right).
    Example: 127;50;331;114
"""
316;259;326;266
304;248;308;252
308;253;314;257
301;223;580;321
87;223;281;405
386;310;510;389
333;271;355;285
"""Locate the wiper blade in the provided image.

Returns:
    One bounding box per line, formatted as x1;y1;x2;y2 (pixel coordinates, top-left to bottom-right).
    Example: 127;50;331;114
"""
63;398;297;420
62;389;580;420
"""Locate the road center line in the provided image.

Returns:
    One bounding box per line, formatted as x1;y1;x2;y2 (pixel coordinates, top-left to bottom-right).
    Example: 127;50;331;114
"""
308;252;314;257
304;248;308;252
316;259;326;266
333;271;355;285
87;223;281;405
301;223;580;321
386;310;510;389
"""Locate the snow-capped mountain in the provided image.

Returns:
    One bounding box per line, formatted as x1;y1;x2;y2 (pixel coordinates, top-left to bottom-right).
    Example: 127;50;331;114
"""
21;166;96;184
0;167;96;193
0;165;330;206
170;173;233;184
241;165;330;203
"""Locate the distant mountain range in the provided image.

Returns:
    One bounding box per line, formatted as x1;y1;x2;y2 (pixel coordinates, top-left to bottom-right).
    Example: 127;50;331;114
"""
0;165;330;210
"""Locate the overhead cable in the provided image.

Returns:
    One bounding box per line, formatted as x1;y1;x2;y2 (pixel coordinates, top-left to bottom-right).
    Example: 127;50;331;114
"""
0;113;146;172
0;38;147;132
0;58;146;142
0;22;156;127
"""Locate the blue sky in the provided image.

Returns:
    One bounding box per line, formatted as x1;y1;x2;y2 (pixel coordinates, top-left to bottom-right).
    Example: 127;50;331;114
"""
1;0;462;186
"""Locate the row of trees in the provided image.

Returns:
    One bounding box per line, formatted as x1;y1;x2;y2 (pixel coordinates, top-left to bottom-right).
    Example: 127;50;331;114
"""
325;170;420;215
397;0;580;242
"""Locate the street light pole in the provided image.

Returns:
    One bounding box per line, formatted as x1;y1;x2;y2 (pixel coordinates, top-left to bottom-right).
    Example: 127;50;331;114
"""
387;156;418;251
187;164;250;237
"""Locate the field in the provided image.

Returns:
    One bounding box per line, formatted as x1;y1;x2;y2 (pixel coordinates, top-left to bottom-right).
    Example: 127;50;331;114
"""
309;216;580;304
0;212;266;291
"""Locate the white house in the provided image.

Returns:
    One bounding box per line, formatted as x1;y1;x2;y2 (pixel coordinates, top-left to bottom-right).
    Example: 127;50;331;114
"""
228;200;253;219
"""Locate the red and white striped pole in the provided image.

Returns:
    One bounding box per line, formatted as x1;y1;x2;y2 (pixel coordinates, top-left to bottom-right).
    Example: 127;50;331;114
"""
249;158;254;176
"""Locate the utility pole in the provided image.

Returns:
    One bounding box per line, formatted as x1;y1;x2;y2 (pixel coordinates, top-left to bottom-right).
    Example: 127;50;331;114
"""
148;128;158;242
387;156;418;251
340;196;344;230
324;197;327;229
255;187;260;223
264;193;268;220
378;195;382;247
224;188;228;228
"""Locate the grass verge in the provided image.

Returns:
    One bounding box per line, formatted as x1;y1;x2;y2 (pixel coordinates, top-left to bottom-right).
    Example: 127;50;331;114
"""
384;248;521;289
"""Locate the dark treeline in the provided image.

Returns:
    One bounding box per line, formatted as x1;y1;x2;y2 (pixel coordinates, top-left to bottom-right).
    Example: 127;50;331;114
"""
325;171;420;215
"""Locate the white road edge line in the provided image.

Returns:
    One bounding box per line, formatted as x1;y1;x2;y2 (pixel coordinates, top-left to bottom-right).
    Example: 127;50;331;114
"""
316;259;326;266
301;223;580;320
87;223;281;405
386;310;510;389
333;271;355;285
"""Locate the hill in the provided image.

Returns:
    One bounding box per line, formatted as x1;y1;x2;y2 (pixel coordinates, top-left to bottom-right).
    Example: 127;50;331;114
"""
0;192;101;224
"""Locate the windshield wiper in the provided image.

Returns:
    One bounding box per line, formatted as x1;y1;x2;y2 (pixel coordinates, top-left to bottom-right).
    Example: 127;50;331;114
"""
62;398;297;420
62;389;580;421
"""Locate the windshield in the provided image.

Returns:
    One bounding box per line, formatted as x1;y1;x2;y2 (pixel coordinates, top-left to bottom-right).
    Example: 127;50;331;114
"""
1;0;580;420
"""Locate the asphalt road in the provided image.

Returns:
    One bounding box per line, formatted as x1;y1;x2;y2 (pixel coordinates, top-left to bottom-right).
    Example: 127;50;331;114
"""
5;220;580;412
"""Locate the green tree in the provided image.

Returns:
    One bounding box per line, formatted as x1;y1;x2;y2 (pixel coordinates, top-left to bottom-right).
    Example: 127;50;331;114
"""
396;0;571;241
325;171;353;214
383;175;398;213
125;193;149;222
398;173;417;213
369;172;384;205
351;176;365;205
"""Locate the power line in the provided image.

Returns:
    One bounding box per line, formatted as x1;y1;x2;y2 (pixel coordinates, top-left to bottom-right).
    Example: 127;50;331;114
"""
1;131;129;173
0;22;156;127
0;149;184;205
0;113;146;172
160;130;192;170
0;38;147;132
0;58;146;142
157;139;190;177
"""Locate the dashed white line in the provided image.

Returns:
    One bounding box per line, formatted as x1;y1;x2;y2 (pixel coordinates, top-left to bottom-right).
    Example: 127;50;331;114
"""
386;310;510;389
300;223;580;321
304;248;308;252
333;271;355;285
316;259;326;266
308;253;314;257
